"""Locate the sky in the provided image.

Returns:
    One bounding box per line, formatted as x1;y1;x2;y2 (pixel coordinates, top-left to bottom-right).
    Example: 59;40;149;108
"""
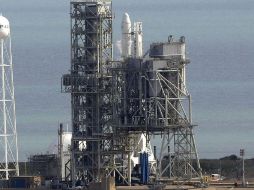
0;0;254;160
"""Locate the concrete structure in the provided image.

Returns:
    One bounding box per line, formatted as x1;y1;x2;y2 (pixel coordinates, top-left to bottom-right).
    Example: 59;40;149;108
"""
0;15;19;179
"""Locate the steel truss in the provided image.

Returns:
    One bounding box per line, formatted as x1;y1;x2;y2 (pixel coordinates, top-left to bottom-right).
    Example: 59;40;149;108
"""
0;37;19;179
146;67;202;180
111;53;202;183
63;0;114;184
62;0;202;185
146;59;202;181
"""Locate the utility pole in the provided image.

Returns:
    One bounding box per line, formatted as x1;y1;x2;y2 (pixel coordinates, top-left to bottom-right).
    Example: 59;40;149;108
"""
240;149;245;187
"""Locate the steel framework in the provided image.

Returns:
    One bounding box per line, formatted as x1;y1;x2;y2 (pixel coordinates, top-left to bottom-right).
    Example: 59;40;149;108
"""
62;0;202;186
0;36;19;179
62;0;115;184
111;39;202;182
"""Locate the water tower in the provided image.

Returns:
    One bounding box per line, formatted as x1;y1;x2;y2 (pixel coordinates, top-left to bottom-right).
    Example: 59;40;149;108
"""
0;15;19;179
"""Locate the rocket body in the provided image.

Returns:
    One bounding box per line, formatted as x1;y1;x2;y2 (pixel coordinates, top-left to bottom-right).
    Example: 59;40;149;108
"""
121;13;132;58
134;22;143;58
135;31;142;58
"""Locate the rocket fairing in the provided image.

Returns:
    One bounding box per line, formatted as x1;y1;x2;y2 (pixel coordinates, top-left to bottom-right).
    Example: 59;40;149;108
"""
121;13;132;58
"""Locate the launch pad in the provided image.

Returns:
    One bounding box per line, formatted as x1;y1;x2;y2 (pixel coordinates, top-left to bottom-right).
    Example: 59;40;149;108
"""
62;0;202;188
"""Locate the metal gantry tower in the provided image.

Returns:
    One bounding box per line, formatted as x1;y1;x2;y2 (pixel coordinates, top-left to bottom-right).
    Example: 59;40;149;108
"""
146;38;202;180
62;0;113;184
0;15;19;179
62;1;202;186
111;37;202;183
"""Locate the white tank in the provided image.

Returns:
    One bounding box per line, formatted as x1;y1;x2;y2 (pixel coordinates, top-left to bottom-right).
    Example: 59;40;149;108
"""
121;13;132;58
0;15;10;39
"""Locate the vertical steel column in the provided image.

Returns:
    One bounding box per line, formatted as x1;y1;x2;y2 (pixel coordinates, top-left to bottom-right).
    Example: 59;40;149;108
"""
65;0;113;185
0;34;19;179
144;39;202;182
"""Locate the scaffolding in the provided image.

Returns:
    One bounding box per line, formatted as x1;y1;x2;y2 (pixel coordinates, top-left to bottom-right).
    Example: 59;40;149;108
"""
62;0;114;184
62;0;202;186
110;39;202;183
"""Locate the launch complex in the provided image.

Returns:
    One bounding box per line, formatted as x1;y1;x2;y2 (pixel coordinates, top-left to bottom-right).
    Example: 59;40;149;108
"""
0;0;205;189
62;0;203;188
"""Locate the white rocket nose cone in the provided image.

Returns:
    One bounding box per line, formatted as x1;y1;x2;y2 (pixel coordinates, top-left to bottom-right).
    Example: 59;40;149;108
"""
121;12;132;58
122;13;131;24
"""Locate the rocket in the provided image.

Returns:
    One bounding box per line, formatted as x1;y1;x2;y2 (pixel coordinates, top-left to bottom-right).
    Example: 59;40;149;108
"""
133;22;143;58
121;13;132;58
